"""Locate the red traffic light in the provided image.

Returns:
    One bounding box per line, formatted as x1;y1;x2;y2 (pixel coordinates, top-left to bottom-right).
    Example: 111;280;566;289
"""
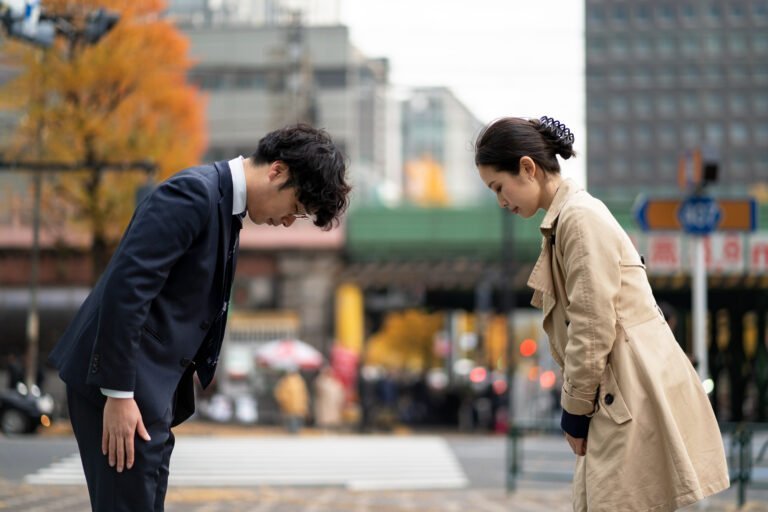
520;338;537;358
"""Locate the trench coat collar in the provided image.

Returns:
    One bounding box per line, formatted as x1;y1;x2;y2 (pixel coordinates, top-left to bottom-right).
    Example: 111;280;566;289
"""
538;178;582;235
527;178;582;309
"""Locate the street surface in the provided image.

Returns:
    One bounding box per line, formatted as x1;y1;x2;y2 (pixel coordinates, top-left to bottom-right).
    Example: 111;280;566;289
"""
1;424;766;511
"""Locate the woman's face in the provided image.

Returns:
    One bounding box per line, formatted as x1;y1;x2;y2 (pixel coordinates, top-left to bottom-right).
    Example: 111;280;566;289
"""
477;160;542;218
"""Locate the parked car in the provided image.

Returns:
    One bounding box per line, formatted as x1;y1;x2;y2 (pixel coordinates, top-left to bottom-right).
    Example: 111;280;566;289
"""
0;383;54;435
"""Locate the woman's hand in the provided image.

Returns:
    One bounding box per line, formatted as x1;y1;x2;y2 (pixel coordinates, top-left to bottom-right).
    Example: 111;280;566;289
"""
565;432;587;456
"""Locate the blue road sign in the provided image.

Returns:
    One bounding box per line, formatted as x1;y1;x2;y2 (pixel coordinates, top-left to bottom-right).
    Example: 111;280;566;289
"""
677;195;721;235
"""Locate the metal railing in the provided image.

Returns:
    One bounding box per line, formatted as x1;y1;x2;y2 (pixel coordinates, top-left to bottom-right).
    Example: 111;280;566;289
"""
507;420;768;508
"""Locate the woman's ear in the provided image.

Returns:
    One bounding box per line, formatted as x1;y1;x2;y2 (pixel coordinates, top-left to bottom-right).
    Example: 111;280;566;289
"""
519;156;536;181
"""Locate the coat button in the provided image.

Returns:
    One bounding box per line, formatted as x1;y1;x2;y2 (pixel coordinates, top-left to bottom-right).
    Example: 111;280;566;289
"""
200;320;210;331
180;358;194;368
605;393;615;405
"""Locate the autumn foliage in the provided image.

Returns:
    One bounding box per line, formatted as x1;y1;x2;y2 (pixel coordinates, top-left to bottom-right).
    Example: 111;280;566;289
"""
1;0;206;276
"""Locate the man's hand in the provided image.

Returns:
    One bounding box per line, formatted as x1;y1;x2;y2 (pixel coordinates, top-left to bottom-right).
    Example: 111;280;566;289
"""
565;432;587;456
102;397;151;472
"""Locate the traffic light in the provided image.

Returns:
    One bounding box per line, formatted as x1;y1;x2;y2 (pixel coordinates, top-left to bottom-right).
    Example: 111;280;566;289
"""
519;338;537;358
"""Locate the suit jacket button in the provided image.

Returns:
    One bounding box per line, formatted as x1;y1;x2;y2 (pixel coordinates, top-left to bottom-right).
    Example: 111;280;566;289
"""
200;321;210;330
605;393;615;405
180;358;192;368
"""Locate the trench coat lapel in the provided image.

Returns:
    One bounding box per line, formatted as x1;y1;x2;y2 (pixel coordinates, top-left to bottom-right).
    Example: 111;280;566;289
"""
527;179;582;319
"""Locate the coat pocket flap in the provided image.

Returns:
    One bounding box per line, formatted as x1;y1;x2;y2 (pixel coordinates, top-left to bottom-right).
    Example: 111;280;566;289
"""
600;364;632;425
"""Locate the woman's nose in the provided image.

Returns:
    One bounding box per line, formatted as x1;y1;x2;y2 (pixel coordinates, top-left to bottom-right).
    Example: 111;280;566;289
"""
281;216;296;227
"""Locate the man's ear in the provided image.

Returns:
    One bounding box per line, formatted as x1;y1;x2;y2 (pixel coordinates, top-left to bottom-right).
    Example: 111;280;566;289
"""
267;161;289;182
519;156;536;180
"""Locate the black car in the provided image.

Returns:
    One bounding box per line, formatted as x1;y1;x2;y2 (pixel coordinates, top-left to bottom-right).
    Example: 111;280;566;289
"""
0;383;54;435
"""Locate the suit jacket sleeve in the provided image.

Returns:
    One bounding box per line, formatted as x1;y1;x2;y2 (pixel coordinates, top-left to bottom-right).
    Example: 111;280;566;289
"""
558;204;622;416
86;174;214;392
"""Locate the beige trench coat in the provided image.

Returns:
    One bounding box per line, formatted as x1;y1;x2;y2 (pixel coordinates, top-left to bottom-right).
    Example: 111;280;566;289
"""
527;179;729;511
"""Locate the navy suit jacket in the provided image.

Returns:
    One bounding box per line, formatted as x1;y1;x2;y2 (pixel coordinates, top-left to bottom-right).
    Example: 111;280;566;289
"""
49;160;241;426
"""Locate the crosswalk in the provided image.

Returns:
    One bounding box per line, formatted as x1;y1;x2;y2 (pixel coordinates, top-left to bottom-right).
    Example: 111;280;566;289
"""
24;435;469;491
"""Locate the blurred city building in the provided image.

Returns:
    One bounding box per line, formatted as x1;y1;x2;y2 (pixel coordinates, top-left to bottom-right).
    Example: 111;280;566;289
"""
401;87;484;206
585;0;768;199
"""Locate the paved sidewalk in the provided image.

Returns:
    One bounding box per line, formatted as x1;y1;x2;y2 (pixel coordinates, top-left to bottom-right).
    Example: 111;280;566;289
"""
3;479;768;512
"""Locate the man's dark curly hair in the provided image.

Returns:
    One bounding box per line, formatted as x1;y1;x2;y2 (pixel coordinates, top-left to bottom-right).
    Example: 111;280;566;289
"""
252;124;351;230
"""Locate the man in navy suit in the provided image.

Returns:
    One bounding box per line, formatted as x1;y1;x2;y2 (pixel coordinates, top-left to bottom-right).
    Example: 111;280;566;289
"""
48;124;350;511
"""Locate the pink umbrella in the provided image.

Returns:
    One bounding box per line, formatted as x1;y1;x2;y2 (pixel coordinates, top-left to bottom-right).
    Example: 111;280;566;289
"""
254;339;324;370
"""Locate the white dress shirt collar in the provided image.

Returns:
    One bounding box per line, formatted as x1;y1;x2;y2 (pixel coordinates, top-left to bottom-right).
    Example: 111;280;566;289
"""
229;156;247;216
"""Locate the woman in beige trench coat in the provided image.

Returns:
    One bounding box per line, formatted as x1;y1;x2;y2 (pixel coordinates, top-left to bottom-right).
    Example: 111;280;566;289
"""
474;116;729;511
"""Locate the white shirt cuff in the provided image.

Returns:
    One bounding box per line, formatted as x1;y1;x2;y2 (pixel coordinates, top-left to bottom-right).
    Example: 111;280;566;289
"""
101;388;134;399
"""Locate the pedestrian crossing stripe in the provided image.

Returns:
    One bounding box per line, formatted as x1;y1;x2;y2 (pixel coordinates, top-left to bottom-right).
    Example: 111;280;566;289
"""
25;436;469;491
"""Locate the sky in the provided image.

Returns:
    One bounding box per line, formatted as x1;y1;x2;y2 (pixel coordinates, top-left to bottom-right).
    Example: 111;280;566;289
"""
339;0;586;187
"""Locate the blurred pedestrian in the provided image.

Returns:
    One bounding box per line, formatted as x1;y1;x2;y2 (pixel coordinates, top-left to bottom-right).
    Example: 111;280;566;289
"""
48;125;350;511
313;366;345;429
474;116;729;511
274;368;309;433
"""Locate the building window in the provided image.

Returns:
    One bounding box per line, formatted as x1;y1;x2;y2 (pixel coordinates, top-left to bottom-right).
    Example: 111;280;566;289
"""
634;95;653;117
612;158;629;178
315;69;347;89
633;66;652;87
656;4;676;23
728;33;749;54
657;65;676;87
633;36;653;59
680;64;701;86
754;1;768;20
681;32;700;56
730;154;748;178
707;2;722;21
656;34;676;58
659;125;676;148
756;122;768;143
588;95;607;114
636;159;653;176
611;96;629;117
703;33;722;56
587;4;604;25
609;67;628;87
611;35;629;58
754;33;768;54
588;36;606;58
635;124;653;147
680;3;697;21
612;126;629;148
729;63;749;82
656;94;676;117
588;126;606;147
681;94;698;115
635;4;652;24
705;122;724;145
755;93;768;114
729;2;746;21
704;92;724;114
613;4;629;23
755;63;768;85
730;122;749;145
682;124;699;147
729;94;748;114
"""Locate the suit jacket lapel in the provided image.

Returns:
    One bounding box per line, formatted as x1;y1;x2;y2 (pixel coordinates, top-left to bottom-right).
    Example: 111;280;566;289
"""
214;160;234;293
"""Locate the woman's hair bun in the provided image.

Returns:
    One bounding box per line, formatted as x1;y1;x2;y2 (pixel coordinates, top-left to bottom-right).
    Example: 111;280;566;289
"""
536;116;575;159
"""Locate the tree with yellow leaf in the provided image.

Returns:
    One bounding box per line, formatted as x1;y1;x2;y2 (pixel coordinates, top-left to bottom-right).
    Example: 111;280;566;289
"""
365;309;445;371
1;0;206;279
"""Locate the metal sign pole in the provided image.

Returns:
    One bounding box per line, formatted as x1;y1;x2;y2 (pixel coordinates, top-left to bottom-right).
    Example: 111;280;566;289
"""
692;236;709;384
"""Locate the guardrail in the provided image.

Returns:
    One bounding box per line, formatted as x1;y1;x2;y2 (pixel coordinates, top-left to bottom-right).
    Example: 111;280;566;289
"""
507;419;768;508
